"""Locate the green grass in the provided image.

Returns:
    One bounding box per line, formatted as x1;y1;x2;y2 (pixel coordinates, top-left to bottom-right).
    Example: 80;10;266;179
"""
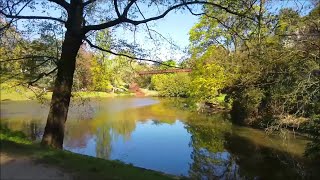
0;82;51;101
0;127;178;180
140;88;159;97
72;91;134;99
0;82;135;101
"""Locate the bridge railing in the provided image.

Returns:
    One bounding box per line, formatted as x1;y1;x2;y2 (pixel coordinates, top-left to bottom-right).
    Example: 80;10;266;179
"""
137;68;192;75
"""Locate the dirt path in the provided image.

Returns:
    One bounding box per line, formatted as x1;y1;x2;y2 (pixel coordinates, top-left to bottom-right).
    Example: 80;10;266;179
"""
0;153;73;180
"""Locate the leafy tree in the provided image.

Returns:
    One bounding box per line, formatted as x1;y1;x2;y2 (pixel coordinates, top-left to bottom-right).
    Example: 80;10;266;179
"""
189;46;237;104
150;59;192;97
188;1;319;125
151;72;191;97
73;45;94;90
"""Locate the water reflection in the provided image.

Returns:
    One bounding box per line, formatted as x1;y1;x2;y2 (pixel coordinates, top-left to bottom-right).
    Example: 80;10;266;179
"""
186;113;237;179
1;97;318;179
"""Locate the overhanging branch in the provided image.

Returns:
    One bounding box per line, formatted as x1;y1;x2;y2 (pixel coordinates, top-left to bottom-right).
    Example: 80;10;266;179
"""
84;38;181;68
84;0;254;32
0;56;58;63
83;0;97;6
125;1;254;25
28;67;58;86
48;0;70;10
1;11;66;24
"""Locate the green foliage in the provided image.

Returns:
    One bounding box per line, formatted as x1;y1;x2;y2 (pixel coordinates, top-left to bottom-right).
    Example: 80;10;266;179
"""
188;0;258;56
89;30;146;93
188;3;320;125
187;46;237;107
151;73;191;97
91;60;114;92
230;88;265;125
187;3;320;161
0;126;30;144
190;61;230;102
91;54;139;92
0;27;58;88
159;60;177;69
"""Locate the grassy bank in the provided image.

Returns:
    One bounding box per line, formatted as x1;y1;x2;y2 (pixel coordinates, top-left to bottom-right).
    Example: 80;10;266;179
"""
0;82;135;101
0;127;176;180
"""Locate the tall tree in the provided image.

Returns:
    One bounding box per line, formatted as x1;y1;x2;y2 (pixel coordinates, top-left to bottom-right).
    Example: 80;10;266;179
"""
188;1;319;126
1;0;255;148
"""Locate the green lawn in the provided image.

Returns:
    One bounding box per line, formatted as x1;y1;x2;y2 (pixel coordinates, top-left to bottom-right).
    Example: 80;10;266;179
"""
0;127;178;180
0;82;135;101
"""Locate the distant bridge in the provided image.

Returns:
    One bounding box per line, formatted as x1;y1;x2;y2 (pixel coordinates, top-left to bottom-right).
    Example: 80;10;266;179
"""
137;68;192;75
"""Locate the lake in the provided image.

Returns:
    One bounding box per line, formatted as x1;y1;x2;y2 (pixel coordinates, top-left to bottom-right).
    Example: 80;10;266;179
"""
0;97;318;179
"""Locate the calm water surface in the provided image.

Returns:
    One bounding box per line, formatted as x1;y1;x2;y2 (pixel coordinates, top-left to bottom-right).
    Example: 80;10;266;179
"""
1;97;318;179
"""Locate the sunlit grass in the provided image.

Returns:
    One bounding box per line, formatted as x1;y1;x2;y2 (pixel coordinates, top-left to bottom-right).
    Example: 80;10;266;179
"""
73;91;134;98
140;88;159;96
0;82;136;101
0;81;51;101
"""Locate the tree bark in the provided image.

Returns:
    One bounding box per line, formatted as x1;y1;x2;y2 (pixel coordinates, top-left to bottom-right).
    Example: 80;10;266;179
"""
41;31;82;148
41;0;84;149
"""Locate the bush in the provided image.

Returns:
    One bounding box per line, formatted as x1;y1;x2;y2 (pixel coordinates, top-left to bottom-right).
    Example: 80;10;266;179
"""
230;88;265;125
151;73;191;97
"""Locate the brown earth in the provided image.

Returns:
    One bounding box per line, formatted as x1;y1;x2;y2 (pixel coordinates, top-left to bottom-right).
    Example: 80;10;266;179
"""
0;153;72;180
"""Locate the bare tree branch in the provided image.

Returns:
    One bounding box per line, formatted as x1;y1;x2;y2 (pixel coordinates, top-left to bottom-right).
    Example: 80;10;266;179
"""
113;0;121;17
1;11;66;23
134;2;153;40
1;0;33;32
126;1;254;24
28;67;58;86
0;56;58;63
123;0;137;17
85;0;255;32
83;0;97;7
1;57;57;83
84;38;181;68
48;0;70;10
84;18;122;32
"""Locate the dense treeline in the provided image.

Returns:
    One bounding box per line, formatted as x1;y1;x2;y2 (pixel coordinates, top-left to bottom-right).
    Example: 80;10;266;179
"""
189;4;319;158
0;25;151;94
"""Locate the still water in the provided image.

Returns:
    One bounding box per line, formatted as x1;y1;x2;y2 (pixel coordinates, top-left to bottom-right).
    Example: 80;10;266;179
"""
0;97;318;179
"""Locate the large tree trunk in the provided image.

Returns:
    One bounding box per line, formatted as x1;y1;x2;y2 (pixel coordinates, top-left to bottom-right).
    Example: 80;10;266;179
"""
41;31;82;148
41;0;84;149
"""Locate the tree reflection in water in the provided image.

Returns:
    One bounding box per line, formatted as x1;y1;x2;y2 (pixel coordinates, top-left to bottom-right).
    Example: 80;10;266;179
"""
94;112;137;159
186;112;318;179
186;113;241;179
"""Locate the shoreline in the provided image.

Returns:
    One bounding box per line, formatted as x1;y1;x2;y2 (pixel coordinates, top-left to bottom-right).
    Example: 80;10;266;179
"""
0;127;177;180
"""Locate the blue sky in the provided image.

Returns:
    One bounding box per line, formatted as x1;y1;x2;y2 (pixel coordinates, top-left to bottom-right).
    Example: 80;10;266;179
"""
154;11;199;48
131;10;199;61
